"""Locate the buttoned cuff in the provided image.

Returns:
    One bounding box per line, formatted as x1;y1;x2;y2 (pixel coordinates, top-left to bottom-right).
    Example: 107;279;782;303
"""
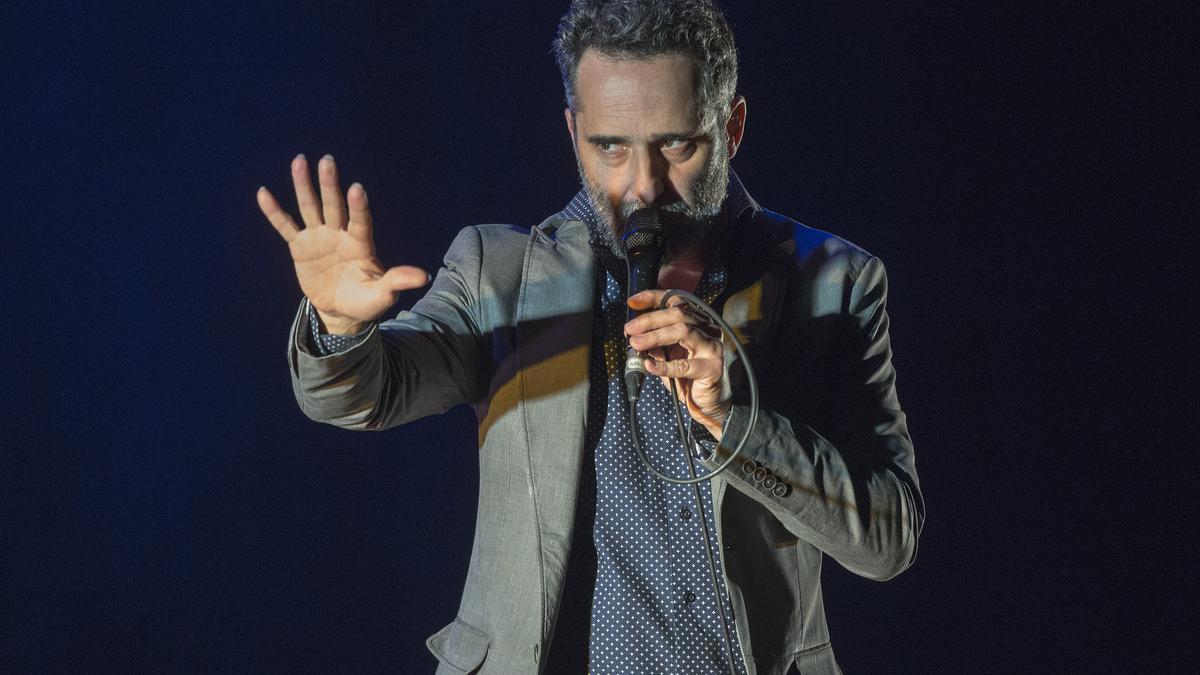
702;402;794;499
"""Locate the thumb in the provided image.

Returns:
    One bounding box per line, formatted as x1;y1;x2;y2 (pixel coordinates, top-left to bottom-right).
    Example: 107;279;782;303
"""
380;265;431;292
626;290;660;310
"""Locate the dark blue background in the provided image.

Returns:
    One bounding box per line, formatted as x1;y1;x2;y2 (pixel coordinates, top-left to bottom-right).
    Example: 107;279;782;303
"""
1;1;1191;672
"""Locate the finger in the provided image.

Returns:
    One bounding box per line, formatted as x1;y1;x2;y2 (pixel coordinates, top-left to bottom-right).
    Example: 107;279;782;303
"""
318;155;348;229
675;323;722;353
630;323;721;356
378;265;432;293
644;355;722;381
290;154;323;228
629;321;691;351
632;295;720;339
256;186;301;242
347;182;373;242
672;302;722;338
624;305;698;336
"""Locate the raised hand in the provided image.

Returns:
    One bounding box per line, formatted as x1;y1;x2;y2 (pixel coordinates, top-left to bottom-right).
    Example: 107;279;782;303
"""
257;154;430;334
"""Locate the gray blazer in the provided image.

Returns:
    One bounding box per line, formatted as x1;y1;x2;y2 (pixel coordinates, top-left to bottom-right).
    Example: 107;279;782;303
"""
286;191;923;675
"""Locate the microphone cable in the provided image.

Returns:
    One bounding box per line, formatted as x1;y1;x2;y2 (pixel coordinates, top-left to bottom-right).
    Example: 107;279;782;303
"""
624;288;760;675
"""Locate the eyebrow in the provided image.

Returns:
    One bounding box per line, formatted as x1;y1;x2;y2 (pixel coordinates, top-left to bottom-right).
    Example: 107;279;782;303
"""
585;129;704;145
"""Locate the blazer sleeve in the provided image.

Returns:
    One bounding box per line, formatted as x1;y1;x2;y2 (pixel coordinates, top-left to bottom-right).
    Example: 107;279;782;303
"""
706;255;925;580
286;226;487;430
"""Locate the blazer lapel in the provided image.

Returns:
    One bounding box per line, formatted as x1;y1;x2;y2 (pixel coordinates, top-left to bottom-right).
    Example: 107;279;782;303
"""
515;217;595;638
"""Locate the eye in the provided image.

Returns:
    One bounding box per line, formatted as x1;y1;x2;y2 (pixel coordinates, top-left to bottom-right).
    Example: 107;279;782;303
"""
596;142;622;155
661;138;695;155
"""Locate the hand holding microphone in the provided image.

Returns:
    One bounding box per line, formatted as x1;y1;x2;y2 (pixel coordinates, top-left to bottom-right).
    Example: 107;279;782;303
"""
621;209;732;440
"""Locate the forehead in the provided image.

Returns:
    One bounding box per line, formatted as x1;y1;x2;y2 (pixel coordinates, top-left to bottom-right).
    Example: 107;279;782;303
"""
574;48;700;132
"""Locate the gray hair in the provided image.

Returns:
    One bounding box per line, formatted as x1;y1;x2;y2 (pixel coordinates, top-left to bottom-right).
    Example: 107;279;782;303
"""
552;0;739;128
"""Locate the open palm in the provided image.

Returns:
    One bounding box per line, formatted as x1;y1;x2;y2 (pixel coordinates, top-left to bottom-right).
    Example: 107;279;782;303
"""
257;154;429;333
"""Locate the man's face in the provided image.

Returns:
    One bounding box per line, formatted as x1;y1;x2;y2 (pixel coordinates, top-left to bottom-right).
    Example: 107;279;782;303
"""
565;49;740;261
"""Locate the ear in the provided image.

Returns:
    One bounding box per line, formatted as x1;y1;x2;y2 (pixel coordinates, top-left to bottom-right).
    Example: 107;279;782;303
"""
725;96;747;159
564;107;578;153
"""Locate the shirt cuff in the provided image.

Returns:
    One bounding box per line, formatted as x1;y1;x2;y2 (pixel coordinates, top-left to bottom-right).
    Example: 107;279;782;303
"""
306;302;372;356
689;409;733;460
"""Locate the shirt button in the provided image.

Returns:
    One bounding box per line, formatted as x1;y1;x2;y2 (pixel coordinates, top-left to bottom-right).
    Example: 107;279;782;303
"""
684;591;696;604
679;508;692;521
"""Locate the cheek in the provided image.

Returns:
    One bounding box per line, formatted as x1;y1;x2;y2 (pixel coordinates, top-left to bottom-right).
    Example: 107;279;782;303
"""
583;159;629;200
667;166;702;202
672;147;719;200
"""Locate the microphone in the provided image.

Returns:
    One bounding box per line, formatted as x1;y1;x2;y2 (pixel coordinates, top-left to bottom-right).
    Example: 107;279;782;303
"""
622;208;665;402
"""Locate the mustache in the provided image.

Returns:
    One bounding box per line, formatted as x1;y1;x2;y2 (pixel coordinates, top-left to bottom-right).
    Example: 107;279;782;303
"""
616;204;726;266
616;197;716;233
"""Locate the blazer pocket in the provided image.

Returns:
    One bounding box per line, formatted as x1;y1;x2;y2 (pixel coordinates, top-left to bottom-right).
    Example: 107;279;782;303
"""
426;617;491;674
793;641;841;675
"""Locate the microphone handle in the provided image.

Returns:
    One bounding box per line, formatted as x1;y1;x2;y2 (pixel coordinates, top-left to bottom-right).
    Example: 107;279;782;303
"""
622;208;665;402
624;249;662;401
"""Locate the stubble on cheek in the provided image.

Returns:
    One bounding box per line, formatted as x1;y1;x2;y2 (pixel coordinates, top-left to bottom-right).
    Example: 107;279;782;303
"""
573;154;627;260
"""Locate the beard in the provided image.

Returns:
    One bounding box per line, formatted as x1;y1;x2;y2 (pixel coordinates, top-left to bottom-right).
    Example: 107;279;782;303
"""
575;133;730;265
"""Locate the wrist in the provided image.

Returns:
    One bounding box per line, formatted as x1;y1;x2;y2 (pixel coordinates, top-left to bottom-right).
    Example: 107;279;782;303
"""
699;402;732;442
315;308;367;335
690;407;732;459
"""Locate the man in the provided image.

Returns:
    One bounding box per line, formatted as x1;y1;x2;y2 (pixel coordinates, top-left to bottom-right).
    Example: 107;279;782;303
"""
256;1;923;673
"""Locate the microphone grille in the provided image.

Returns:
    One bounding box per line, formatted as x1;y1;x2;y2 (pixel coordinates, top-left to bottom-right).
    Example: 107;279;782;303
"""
622;208;664;251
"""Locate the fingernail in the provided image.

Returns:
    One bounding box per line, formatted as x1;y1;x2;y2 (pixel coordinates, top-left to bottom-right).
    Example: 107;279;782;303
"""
322;154;334;163
296;153;305;160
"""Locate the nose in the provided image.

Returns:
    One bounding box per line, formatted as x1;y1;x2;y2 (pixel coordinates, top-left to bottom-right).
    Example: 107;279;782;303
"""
628;151;665;207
